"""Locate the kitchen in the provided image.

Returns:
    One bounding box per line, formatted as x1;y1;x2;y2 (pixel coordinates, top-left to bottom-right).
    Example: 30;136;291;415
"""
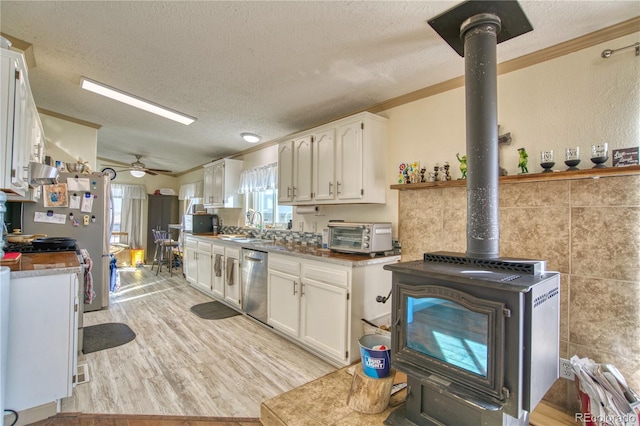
1;1;640;425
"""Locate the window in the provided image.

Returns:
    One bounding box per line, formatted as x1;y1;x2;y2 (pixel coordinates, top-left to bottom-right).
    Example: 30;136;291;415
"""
239;163;291;228
245;189;292;228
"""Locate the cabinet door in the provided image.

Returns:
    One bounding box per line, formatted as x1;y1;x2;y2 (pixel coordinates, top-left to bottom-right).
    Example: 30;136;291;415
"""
313;128;336;201
184;246;198;285
300;279;349;363
224;248;241;308
212;161;225;206
211;245;225;299
278;141;294;203
336;120;364;201
293;135;313;202
267;269;300;338
203;164;214;206
7;274;76;411
196;249;213;294
10;62;29;193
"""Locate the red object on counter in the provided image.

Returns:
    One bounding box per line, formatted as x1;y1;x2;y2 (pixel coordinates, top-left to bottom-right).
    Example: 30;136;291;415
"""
0;252;21;265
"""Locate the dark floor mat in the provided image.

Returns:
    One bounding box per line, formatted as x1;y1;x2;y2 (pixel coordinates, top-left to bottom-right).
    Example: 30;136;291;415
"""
82;323;136;354
190;301;241;320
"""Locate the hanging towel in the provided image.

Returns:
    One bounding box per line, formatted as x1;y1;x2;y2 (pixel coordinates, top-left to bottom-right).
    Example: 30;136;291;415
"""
214;254;222;277
226;257;235;285
81;248;96;303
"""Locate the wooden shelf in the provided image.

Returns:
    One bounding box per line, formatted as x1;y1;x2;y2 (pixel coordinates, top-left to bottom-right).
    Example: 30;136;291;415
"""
390;165;640;191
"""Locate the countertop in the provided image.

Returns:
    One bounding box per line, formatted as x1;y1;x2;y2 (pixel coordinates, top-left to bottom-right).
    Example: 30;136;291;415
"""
4;252;83;278
186;234;401;267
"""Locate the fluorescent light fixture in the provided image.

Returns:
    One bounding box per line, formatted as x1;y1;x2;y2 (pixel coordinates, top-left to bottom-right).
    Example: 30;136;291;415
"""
80;77;196;125
241;132;261;143
130;170;146;178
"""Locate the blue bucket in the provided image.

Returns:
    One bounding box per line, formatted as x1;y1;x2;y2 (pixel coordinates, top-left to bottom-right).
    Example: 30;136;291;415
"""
359;334;391;378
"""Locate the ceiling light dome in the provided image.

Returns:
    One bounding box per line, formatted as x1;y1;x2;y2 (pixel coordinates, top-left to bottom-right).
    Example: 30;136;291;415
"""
241;132;261;143
130;170;146;178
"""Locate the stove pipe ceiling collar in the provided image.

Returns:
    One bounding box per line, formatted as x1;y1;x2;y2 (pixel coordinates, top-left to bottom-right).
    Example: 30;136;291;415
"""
428;1;533;259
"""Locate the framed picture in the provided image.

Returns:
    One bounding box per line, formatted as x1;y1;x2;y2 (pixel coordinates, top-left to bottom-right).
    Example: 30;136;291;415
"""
612;147;639;167
43;183;69;207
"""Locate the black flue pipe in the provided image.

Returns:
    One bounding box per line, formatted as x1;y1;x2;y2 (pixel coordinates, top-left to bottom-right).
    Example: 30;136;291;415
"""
461;14;501;259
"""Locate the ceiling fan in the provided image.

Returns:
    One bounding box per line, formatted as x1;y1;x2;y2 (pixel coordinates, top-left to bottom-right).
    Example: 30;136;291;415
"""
102;155;172;179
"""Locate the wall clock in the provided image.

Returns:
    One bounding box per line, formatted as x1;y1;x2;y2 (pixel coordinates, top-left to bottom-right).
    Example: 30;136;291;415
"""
101;167;117;180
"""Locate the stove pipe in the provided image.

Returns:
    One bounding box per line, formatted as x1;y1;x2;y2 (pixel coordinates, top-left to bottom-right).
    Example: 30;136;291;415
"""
461;14;501;259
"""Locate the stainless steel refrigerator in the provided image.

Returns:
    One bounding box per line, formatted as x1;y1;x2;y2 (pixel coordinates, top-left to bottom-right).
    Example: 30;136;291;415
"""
22;171;112;312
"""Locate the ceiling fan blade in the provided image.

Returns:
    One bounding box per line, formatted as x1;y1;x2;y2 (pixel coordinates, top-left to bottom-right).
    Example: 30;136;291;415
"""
147;168;172;173
145;170;158;176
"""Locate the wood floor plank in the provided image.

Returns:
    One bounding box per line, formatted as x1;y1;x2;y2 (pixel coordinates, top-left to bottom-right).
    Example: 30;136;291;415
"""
62;266;335;418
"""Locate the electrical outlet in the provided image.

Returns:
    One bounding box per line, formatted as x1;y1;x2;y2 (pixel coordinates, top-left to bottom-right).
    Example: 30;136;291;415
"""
298;221;304;232
559;358;575;381
312;221;317;233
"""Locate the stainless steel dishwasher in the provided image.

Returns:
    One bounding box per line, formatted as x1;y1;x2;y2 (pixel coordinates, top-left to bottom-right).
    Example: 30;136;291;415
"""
241;248;268;324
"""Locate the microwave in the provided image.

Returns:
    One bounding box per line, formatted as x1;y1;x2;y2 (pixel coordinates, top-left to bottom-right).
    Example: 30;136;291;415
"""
327;222;393;255
183;214;217;234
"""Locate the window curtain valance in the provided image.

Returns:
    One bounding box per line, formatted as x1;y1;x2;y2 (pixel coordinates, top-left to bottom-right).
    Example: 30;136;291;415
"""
238;163;277;194
111;184;147;200
179;181;204;200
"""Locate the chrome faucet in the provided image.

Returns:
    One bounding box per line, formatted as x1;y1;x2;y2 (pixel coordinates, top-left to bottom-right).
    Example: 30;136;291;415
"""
248;209;263;230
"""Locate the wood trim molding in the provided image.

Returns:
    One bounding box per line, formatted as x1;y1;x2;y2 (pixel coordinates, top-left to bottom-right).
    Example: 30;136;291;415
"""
390;165;640;191
369;16;640;114
38;108;102;129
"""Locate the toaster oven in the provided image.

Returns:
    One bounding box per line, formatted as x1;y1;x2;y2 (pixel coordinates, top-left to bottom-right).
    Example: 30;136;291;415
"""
327;222;392;255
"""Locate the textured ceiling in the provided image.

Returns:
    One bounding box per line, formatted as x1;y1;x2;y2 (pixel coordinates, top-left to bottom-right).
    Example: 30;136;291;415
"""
1;1;638;174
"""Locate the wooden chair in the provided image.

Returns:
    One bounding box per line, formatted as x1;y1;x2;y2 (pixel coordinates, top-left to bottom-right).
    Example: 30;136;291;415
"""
152;229;179;276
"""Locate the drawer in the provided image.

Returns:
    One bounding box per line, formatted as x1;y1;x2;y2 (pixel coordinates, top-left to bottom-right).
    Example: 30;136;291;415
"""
212;244;225;255
184;238;198;249
198;241;212;253
269;255;300;276
225;247;240;259
302;263;349;288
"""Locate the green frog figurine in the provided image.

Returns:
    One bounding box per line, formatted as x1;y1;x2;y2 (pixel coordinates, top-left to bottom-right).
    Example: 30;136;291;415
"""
456;153;467;179
518;147;529;174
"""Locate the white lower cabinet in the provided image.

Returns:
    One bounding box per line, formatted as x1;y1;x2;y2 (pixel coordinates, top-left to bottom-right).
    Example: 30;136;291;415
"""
6;273;78;411
211;244;225;299
184;237;214;295
223;247;241;309
268;254;351;365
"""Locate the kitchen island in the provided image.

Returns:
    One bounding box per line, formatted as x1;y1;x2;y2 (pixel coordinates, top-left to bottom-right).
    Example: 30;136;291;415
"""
4;252;81;425
183;234;400;367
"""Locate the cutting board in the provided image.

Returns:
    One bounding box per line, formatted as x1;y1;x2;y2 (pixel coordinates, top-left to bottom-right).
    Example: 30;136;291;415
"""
1;252;21;265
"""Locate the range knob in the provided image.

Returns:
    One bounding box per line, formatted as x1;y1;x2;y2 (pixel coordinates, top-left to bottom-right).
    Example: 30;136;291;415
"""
363;235;370;241
363;242;369;248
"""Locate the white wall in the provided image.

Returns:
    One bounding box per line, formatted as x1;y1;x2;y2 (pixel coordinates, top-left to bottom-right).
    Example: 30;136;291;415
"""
381;32;640;237
40;113;98;170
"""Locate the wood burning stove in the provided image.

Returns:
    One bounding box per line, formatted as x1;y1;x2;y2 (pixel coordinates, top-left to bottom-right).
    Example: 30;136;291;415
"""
385;3;558;422
384;253;559;425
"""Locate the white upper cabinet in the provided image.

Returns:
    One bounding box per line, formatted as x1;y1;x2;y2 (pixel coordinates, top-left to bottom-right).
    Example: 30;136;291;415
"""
292;135;313;203
1;47;45;199
203;158;243;208
277;112;387;206
312;128;336;201
277;141;294;203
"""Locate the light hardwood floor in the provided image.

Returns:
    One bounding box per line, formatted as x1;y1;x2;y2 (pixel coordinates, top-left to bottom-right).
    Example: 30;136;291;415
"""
62;266;335;418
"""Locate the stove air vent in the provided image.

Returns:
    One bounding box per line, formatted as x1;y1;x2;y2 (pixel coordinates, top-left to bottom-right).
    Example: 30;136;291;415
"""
423;252;545;275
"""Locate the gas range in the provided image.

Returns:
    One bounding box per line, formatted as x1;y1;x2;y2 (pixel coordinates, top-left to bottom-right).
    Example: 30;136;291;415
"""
3;241;81;255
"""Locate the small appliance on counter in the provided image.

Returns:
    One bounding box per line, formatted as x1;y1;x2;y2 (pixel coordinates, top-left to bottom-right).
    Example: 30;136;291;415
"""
183;213;218;234
327;222;392;255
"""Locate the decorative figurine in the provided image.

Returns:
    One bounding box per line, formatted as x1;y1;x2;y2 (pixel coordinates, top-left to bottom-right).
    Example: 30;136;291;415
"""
517;147;529;174
442;162;451;181
498;125;512;176
433;164;440;182
456;153;467;179
420;167;426;183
